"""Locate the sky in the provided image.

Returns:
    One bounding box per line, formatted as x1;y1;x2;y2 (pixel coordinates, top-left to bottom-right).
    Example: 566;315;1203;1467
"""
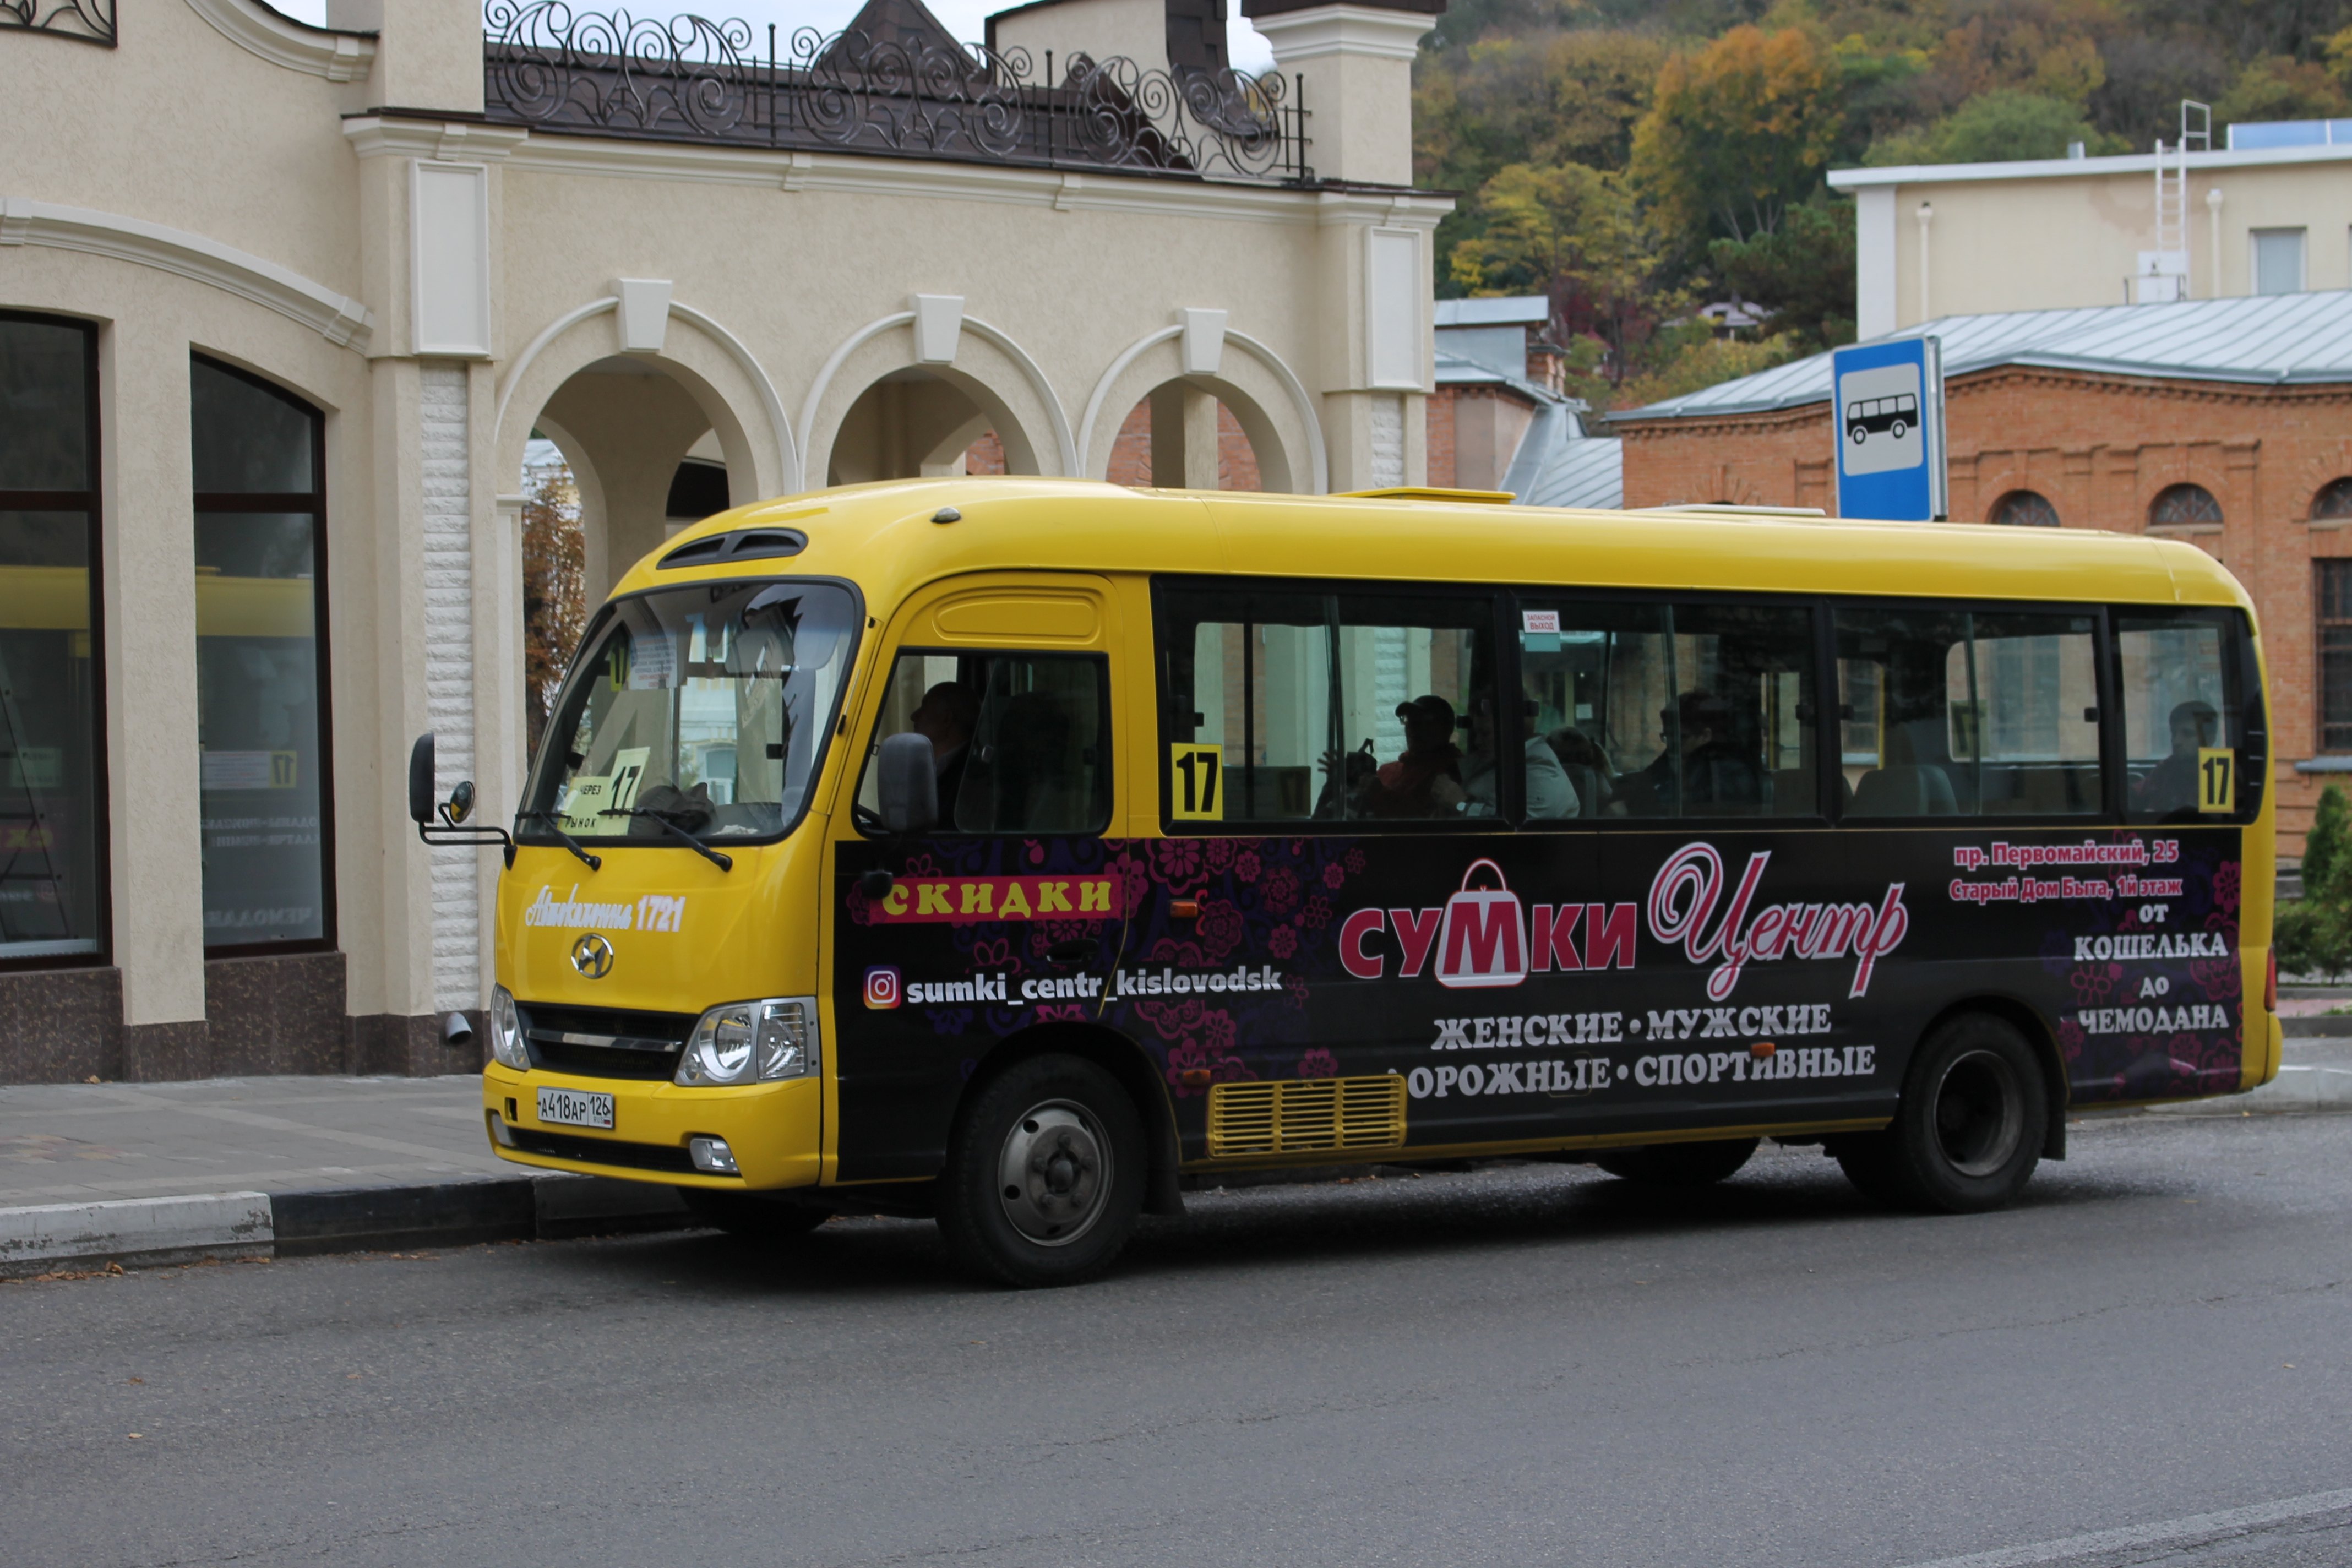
277;0;1277;72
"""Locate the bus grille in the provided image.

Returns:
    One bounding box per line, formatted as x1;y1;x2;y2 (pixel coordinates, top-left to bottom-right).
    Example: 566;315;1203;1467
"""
517;1001;695;1081
1206;1076;1407;1159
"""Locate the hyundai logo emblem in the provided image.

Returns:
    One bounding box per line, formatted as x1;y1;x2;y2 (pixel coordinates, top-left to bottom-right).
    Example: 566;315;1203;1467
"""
570;932;616;979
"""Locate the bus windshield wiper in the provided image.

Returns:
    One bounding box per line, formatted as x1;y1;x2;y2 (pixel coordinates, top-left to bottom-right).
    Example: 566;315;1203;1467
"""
515;809;603;871
629;809;734;872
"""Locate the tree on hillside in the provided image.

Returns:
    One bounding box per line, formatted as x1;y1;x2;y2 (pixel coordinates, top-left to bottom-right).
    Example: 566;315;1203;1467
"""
1709;194;1858;348
2215;52;2348;124
1630;25;1843;244
1866;88;2127;162
1926;0;2116;111
2131;0;2352;66
2090;33;2231;146
1448;161;1674;382
1418;28;1669;295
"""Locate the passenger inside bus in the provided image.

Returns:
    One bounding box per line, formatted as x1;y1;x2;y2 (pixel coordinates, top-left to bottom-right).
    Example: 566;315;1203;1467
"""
1620;691;1768;816
909;680;979;815
1461;695;1580;818
1543;726;1617;816
1319;695;1467;819
2134;699;2219;814
858;651;1110;836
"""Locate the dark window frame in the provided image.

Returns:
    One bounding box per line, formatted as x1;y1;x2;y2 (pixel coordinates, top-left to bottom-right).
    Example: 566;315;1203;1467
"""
1823;595;2119;826
190;354;336;959
1150;575;1512;836
519;576;867;848
0;311;111;972
1500;583;1829;832
852;645;1115;839
2318;562;2352;755
2110;604;2266;826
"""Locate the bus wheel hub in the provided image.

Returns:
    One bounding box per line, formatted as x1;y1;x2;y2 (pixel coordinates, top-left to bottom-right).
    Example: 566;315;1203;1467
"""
998;1101;1110;1245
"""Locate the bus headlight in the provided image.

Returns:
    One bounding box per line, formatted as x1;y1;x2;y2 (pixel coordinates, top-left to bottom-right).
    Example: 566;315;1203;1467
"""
676;997;819;1086
488;985;528;1070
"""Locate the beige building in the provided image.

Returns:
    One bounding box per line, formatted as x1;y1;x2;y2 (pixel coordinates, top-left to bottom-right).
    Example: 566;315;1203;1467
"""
0;0;1450;1083
1830;134;2352;336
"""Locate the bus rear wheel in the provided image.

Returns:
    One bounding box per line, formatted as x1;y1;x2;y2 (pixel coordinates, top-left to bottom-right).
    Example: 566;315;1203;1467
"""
1594;1137;1759;1187
1837;1014;2046;1213
937;1054;1145;1288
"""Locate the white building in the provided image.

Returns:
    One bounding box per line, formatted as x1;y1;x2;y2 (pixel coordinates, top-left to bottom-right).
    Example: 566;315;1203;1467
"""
0;0;1451;1081
1830;121;2352;336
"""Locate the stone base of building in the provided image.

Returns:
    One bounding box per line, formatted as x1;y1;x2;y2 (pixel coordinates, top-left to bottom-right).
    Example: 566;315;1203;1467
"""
0;955;487;1085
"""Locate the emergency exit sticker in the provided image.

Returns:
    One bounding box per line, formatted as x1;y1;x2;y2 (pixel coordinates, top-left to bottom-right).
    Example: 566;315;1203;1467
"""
2197;748;2234;813
1169;743;1224;820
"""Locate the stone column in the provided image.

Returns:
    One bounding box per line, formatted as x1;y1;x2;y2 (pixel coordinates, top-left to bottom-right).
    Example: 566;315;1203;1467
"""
102;320;209;1079
1248;1;1444;493
1150;383;1221;489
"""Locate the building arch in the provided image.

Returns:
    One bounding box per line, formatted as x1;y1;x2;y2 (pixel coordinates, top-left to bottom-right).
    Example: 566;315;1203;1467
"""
1988;488;2061;526
2312;477;2352;521
1079;324;1324;494
2149;482;2224;527
798;309;1074;485
490;293;791;505
0;198;373;350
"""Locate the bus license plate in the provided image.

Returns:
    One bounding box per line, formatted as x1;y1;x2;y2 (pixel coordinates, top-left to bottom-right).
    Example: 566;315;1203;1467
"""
537;1086;614;1130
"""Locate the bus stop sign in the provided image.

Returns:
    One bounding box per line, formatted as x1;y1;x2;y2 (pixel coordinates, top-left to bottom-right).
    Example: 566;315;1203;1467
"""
1832;336;1946;521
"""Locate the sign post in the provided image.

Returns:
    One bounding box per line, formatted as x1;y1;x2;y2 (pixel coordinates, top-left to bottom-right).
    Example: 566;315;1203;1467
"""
1832;336;1946;521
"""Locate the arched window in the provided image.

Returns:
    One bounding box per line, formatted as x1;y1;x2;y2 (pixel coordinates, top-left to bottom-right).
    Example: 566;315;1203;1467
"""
2150;483;2223;526
2311;477;2352;521
1990;489;2060;527
191;356;332;951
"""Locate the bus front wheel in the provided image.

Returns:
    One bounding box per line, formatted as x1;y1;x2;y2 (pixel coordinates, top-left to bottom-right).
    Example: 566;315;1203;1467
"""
1594;1138;1759;1187
1835;1013;2046;1212
938;1054;1146;1288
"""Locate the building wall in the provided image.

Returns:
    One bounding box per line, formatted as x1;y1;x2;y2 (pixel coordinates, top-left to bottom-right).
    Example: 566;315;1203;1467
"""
0;0;1445;1081
1837;146;2352;331
1618;366;2352;851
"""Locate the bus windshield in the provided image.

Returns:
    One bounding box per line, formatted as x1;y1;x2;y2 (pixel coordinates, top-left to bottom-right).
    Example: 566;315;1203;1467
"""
521;580;858;844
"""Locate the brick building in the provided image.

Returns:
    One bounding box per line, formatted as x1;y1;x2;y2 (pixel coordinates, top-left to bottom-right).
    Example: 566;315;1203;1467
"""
1611;291;2352;852
1426;297;1624;505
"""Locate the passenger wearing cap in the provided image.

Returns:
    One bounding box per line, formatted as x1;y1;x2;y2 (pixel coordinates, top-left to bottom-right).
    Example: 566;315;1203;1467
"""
1320;695;1467;818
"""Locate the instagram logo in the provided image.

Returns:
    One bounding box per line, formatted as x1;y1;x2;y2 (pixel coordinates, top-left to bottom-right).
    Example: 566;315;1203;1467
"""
862;966;902;1009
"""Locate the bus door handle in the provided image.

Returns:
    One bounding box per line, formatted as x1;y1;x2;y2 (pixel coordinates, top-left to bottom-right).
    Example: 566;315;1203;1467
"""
1046;940;1095;969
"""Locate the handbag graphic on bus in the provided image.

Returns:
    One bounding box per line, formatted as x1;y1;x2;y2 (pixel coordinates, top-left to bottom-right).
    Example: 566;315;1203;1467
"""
1434;858;1528;989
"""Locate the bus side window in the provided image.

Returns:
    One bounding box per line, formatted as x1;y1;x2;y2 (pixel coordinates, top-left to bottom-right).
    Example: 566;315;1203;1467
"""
1518;597;1815;820
1834;607;2102;817
854;650;1112;835
1155;583;1496;826
2116;608;2258;824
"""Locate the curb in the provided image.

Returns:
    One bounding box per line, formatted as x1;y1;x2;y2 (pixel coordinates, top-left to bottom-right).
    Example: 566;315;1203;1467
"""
2151;1064;2352;1116
1;1173;694;1278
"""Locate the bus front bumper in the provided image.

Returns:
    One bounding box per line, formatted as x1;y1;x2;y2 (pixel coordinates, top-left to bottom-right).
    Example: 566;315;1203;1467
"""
480;1063;821;1190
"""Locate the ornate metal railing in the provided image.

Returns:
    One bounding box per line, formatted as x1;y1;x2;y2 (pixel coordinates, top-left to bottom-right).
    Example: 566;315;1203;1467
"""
482;2;1310;183
1;0;116;46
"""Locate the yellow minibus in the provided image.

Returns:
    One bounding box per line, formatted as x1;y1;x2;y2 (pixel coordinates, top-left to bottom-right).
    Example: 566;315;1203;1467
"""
414;478;2282;1286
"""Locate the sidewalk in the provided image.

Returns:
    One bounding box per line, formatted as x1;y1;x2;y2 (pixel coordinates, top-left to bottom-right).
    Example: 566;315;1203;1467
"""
4;1040;2348;1276
0;1075;688;1275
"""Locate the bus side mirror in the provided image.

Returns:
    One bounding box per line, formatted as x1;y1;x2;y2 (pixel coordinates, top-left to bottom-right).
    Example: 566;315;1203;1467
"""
876;732;938;835
409;733;437;825
411;732;477;826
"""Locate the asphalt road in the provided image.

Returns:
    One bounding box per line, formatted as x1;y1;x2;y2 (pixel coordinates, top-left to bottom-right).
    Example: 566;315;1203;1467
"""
6;1112;2349;1568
